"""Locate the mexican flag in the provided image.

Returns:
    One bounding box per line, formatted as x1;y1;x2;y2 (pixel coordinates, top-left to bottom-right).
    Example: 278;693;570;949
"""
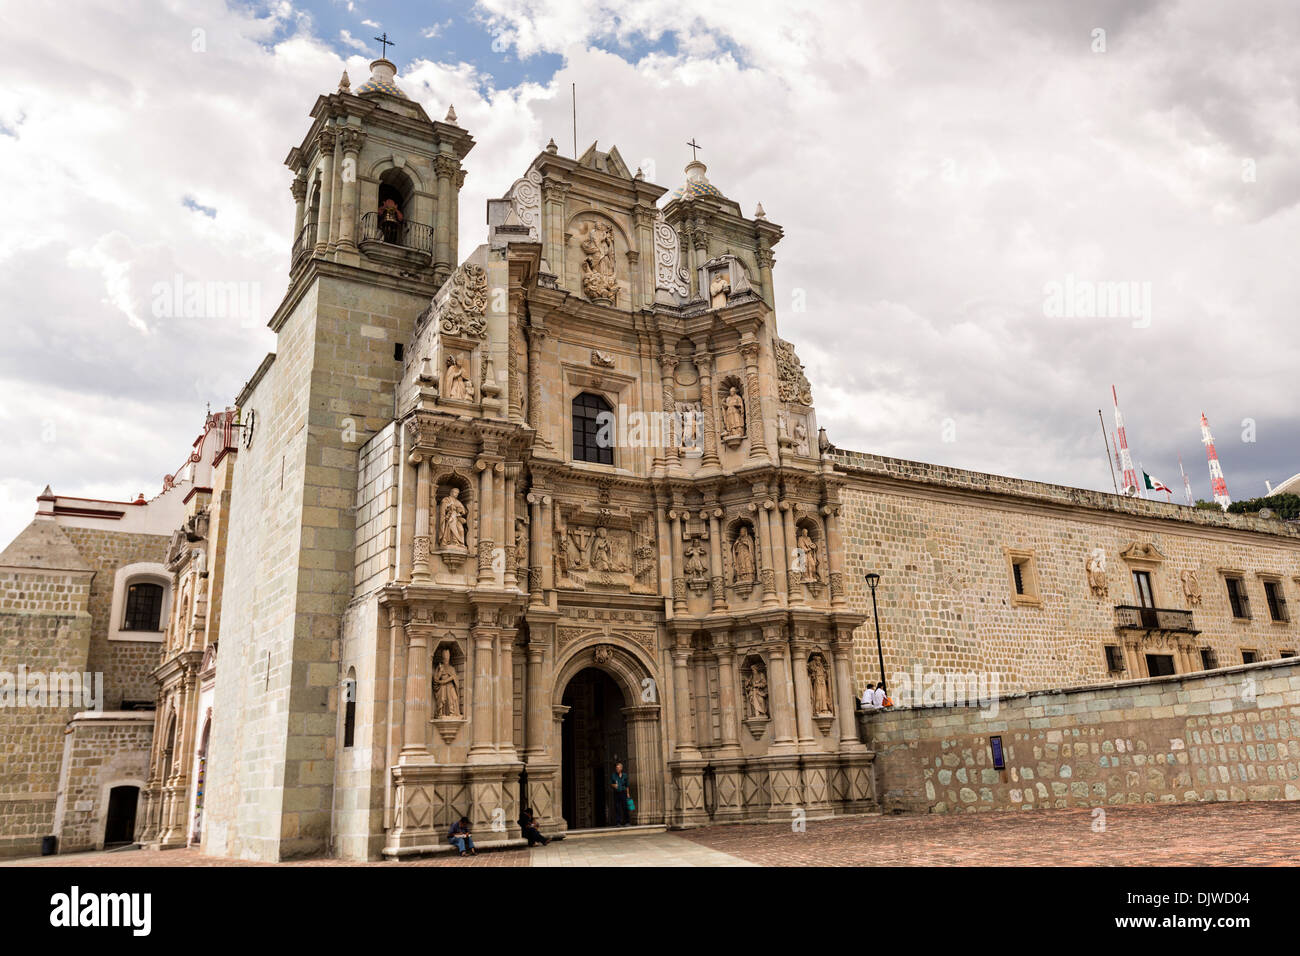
1144;471;1172;494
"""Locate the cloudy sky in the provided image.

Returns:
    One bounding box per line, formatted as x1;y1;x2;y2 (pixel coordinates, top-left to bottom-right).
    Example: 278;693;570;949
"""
1;0;1297;548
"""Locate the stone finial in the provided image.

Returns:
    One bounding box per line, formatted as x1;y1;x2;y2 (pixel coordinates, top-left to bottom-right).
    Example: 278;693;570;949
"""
339;70;351;92
634;167;645;180
546;137;558;154
754;202;767;220
445;104;458;124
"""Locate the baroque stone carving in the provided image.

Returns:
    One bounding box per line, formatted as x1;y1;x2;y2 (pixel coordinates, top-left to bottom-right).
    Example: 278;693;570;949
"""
1086;548;1108;598
743;662;769;719
722;386;745;439
796;526;820;582
1181;569;1202;607
774;338;814;405
808;653;833;716
507;167;543;238
577;220;618;303
437;263;488;338
652;212;690;297
732;526;757;585
793;419;809;456
444;355;474;402
591;350;616;368
709;269;731;309
684;537;710;591
438;489;468;549
433;647;461;718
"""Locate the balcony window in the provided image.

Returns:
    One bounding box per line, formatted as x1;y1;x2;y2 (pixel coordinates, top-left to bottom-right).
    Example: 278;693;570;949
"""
1132;570;1155;609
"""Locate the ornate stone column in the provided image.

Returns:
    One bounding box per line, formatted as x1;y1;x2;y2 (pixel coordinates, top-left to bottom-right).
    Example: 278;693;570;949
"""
715;644;741;753
690;218;709;300
822;504;847;608
707;508;725;611
525;325;551;452
696;351;721;469
327;121;343;251
476;457;496;586
410;451;432;584
781;501;804;605
624;705;663;823
831;629;864;750
768;498;789;603
540;176;570;281
790;637;816;748
756;242;775;307
526;493;545;605
540;494;555;594
503;466;518;589
659;352;680;468
337;127;365;252
524;638;547;760
468;615;496;762
740;341;768;460
692;649;711;747
400;625;431;759
497;628;517;757
290;175;307;246
755;500;778;607
434;154;457;283
314;126;336;253
765;629;797;750
668;510;687;614
670;644;700;758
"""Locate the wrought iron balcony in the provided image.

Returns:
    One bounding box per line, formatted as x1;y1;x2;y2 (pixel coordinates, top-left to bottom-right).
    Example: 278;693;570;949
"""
358;212;434;259
1114;605;1198;633
292;220;316;267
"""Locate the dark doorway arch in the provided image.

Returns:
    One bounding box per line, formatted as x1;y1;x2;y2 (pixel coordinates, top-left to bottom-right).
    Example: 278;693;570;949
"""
103;785;140;847
560;668;627;829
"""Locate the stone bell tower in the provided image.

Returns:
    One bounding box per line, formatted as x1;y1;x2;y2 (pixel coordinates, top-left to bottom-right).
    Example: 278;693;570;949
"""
203;58;473;861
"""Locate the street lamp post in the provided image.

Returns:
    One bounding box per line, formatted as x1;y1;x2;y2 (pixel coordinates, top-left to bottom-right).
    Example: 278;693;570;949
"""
865;572;886;695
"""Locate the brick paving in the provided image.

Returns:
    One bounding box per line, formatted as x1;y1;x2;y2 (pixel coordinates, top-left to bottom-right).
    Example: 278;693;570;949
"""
4;802;1298;867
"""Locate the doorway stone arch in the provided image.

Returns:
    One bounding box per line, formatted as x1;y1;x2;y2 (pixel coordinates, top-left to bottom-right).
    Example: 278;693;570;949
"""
551;640;664;827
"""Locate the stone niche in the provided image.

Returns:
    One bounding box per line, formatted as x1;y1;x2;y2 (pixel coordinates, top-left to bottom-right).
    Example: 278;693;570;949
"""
701;254;756;310
565;213;630;307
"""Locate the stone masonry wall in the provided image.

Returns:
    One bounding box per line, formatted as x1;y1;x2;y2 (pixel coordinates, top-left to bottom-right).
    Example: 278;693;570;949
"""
864;657;1300;814
834;452;1300;696
0;567;93;857
55;713;154;851
60;526;170;709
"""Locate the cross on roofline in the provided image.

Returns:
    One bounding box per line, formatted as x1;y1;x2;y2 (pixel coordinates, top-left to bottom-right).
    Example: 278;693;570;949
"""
374;32;395;59
687;138;702;161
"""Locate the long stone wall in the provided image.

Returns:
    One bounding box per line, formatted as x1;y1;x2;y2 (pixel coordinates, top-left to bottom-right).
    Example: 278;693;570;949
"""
833;450;1300;696
863;657;1300;814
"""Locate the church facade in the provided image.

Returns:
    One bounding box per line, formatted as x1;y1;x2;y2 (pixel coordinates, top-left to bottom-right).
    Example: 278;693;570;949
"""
4;57;1299;861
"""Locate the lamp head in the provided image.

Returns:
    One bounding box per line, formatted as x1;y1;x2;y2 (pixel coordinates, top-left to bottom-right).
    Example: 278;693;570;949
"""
865;572;881;590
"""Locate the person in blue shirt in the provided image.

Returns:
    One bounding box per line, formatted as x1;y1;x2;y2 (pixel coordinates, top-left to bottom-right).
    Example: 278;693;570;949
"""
448;816;476;856
610;762;630;827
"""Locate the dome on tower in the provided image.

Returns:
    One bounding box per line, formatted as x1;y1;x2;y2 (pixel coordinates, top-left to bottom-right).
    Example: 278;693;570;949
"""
671;159;725;200
355;58;408;99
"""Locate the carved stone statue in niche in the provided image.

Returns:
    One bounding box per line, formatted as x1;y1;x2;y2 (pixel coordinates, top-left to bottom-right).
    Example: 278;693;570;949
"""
438;489;468;550
722;387;745;437
732;526;756;584
578;220;618;303
743;663;769;719
677;402;701;451
444;355;474;402
514;517;528;569
433;648;461;718
809;654;833;716
796;526;819;582
793;420;809;456
1086;547;1107;598
684;538;709;583
1181;569;1202;607
709;270;731;309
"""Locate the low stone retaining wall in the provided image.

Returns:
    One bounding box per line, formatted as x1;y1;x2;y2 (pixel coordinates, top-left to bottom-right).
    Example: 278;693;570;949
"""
860;658;1300;814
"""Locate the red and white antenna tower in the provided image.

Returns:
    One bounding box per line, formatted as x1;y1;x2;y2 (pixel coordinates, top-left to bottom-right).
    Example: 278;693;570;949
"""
1112;386;1140;496
1178;454;1193;507
1200;412;1231;510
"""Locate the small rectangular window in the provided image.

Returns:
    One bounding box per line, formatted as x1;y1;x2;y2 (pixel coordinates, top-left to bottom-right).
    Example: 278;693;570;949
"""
1280;650;1296;659
1104;645;1125;674
1226;577;1251;619
1200;647;1218;670
1241;649;1258;665
1263;580;1288;622
1012;562;1025;595
1006;550;1040;606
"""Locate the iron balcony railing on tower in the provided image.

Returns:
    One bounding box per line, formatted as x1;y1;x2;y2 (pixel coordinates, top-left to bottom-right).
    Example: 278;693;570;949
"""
292;220;316;267
358;212;434;255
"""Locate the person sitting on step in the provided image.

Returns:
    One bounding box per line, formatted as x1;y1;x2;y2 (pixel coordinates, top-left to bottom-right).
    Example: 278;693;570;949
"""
448;816;476;856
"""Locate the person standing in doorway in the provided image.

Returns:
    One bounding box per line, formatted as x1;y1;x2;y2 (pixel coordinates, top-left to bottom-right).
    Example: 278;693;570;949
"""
610;761;630;827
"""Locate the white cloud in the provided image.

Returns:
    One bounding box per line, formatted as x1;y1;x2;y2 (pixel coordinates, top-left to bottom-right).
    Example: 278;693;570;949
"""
338;29;370;53
0;0;1296;552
